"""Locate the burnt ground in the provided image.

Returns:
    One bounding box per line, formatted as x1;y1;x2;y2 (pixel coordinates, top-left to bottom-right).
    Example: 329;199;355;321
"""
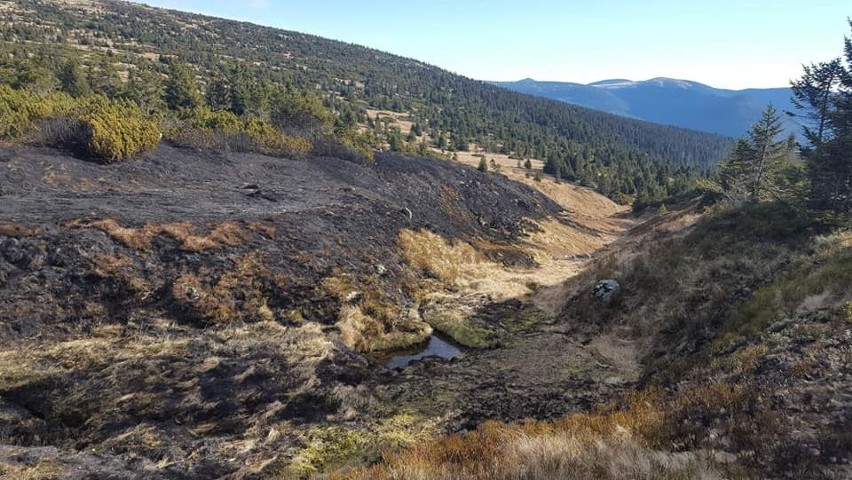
0;145;559;339
0;145;637;478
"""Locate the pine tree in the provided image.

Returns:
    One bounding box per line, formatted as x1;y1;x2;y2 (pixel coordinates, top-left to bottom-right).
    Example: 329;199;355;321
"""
747;105;785;201
88;56;123;98
58;59;90;98
206;75;231;111
791;58;844;152
477;156;488;172
791;20;852;214
718;107;787;203
164;60;202;110
125;66;165;115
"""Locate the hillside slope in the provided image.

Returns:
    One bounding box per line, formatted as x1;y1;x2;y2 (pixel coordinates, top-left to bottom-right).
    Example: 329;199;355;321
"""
1;0;732;200
0;144;638;478
343;204;852;480
496;78;797;138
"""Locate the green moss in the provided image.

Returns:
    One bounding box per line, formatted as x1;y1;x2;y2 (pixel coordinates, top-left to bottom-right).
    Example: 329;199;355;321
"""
504;307;550;333
427;311;498;349
285;426;369;479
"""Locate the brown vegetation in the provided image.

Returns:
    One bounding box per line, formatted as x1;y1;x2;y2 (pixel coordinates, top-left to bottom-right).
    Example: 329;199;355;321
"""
171;254;282;325
68;218;250;251
0;223;41;238
336;389;727;480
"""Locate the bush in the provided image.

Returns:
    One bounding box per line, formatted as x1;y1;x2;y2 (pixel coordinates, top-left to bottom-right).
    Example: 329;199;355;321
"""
0;85;77;139
82;100;162;162
169;107;310;158
0;86;162;161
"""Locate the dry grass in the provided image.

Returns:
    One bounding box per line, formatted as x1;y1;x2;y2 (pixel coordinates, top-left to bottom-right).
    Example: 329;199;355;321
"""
160;220;249;252
68;218;250;251
337;305;431;353
247;221;277;239
324;272;432;352
171;254;282;325
0;223;41;238
397;228;486;287
89;253;134;278
0;459;65;480
334;390;725;480
70;218;160;249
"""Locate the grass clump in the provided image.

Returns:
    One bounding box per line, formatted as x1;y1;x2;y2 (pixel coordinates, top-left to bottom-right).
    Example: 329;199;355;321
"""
0;460;65;480
397;228;485;286
171;254;283;325
285;426;370;478
334;390;726;480
324;273;432;352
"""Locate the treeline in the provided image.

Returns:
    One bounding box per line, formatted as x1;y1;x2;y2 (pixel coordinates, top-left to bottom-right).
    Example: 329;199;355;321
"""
1;0;733;200
0;41;373;162
715;21;852;219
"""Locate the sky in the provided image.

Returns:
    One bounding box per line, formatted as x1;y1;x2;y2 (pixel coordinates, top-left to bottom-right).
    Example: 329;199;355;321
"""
138;0;850;89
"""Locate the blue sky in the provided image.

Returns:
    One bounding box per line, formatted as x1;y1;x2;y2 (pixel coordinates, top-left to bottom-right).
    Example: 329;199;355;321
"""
138;0;849;89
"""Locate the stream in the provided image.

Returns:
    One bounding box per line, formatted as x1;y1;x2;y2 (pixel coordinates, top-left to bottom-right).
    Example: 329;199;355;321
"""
385;335;462;369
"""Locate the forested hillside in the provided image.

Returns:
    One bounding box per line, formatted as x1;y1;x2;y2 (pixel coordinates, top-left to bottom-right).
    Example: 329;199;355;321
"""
0;0;733;201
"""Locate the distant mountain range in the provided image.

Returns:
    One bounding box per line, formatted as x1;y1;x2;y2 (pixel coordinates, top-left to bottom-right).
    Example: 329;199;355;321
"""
494;78;798;138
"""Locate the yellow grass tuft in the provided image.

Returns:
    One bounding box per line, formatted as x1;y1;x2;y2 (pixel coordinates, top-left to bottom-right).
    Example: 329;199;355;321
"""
171;254;282;324
68;218;251;251
334;389;724;480
396;228;485;286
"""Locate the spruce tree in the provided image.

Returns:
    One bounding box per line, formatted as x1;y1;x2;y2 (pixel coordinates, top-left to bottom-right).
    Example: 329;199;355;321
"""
58;59;90;98
791;20;852;214
477;156;488;172
791;58;844;151
747;105;785;201
164;60;202;110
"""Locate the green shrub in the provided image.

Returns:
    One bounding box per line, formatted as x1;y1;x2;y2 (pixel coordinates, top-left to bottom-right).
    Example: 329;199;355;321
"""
0;85;77;139
83;100;162;162
170;107;310;157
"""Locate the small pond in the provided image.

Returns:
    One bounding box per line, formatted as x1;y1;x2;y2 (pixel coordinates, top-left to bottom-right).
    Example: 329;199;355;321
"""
384;335;462;369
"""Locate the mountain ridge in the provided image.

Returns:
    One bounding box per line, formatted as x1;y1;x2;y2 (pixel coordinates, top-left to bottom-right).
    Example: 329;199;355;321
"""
494;77;797;137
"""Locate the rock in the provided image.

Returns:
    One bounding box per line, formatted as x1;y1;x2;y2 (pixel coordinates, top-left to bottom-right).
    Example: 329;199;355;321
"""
593;279;621;305
1;238;25;264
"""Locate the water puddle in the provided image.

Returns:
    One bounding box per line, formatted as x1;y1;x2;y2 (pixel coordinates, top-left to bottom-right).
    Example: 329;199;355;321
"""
383;335;462;369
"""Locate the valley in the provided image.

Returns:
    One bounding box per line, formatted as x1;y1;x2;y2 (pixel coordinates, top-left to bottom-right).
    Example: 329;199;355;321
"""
0;142;640;478
0;1;850;479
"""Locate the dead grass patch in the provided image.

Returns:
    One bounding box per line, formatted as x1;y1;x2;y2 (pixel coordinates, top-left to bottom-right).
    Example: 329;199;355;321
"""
336;389;724;480
68;219;251;251
0;223;41;238
0;459;65;480
68;219;159;250
396;228;486;287
247;221;277;239
171;254;282;325
325;274;431;352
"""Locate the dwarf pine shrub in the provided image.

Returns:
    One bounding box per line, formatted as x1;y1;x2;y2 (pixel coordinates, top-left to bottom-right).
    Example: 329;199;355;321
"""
82;99;162;162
